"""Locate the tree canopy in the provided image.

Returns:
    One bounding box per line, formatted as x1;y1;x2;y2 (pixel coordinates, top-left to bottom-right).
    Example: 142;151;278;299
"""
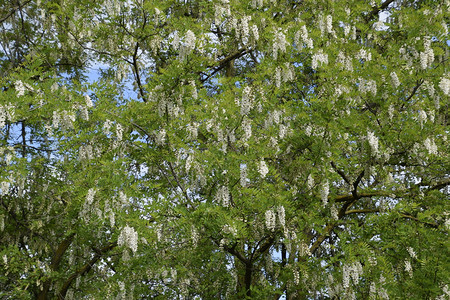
0;0;449;299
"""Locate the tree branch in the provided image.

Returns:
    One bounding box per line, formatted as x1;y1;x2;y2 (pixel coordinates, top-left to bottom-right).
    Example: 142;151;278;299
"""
57;241;117;299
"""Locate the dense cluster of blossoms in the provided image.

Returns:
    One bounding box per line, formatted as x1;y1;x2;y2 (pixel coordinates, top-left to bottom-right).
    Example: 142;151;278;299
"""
118;225;138;253
258;160;269;178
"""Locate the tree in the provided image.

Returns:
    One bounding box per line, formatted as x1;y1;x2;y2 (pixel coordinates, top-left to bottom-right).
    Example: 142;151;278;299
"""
0;0;448;298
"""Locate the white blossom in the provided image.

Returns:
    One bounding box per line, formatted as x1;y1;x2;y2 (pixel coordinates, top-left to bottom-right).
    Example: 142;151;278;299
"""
307;174;314;190
242;117;252;141
86;188;97;205
275;67;281;88
331;204;339;220
118;225;138;253
356;48;372;61
273;28;287;60
438;77;450;95
116;123;123;142
78;144;94;161
326;15;333;33
241;86;253;115
405;260;413;277
367;131;379;155
320;180;329;206
85;95;93;107
172;31;180;50
0;104;14;128
424;137;437;155
15;80;26;97
119;191;127;205
103;119;113;135
191;226;199;247
258;160;269;178
277;205;285;228
240;16;250;45
251;24;259;41
305;125;312;136
0;181;10;196
222;224;237;237
240;164;248;187
390;72;400;88
215;185;230;207
418;110;427;128
156;129;166;145
407;247;417;259
265;209;276;231
312;49;328;69
187;122;198;140
185;30;196;50
420;37;434;69
359;78;377;95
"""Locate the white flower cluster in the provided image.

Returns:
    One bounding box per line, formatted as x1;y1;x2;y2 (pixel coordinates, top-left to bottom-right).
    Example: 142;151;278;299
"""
155;129;166;145
417;110;427;128
14;80;33;97
336;51;353;72
240;86;253;115
295;25;313;49
420;37;434;69
191;226;199;247
277;205;285;228
358;78;377;95
184;30;196;50
214;2;230;26
320;180;329;207
239;15;251;45
241;117;252;142
311;49;328;69
265;209;276;231
53;110;75;130
275;63;295;88
439;76;450;95
222;224;237;237
240;164;248;187
404;259;413;277
78;144;94;161
326;15;333;33
85;95;93;107
307;174;314;190
86;188;97;205
299;241;311;256
116;124;123;142
367;131;379;156
407;247;417;259
390;72;400;88
0;181;10;196
331;204;339;220
264;206;286;232
215;185;230;207
251;24;259;42
103;119;113;135
356;48;372;61
424;137;437;155
187;122;198;140
419;37;434;69
273;28;287;60
342;261;363;289
0;104;15;128
118;225;138;253
258;160;269;178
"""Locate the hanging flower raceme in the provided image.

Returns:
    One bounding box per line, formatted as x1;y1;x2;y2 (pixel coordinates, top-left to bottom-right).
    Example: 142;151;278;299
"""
118;225;138;254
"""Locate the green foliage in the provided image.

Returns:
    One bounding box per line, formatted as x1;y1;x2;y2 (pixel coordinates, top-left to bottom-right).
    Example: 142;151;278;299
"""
0;0;449;299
